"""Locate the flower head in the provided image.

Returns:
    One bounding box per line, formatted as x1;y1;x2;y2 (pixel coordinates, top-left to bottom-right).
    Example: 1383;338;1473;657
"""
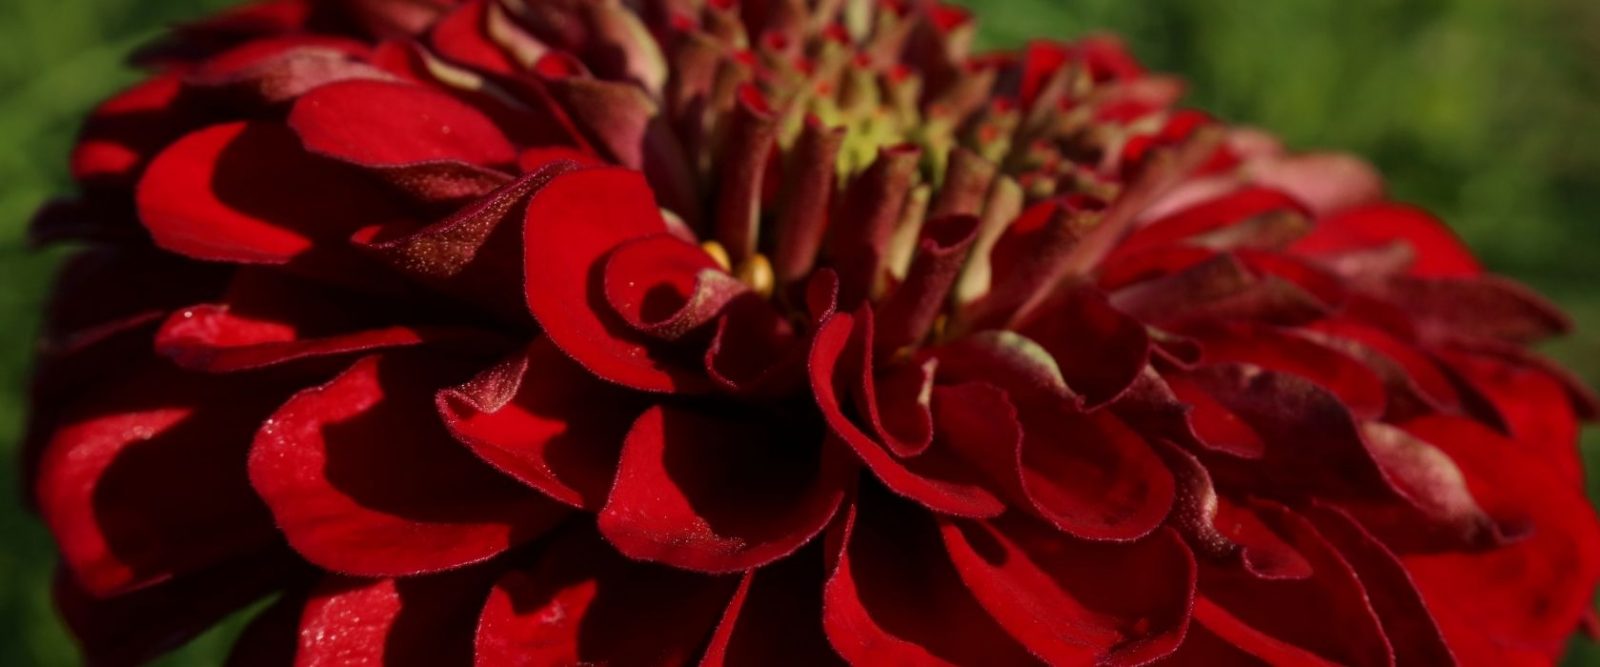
29;0;1600;664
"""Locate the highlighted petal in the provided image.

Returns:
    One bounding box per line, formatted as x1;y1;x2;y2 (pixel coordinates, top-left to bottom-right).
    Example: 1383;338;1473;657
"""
249;354;566;577
598;405;849;572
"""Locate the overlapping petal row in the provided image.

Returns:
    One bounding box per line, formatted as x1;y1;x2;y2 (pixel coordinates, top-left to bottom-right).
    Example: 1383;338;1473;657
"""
26;0;1600;664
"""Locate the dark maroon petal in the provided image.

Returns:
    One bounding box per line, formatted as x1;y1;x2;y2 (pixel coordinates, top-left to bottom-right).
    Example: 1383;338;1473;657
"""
809;311;1005;517
702;545;844;666
1198;501;1394;666
249;354;567;577
704;294;808;397
711;85;779;262
1378;274;1571;346
135;121;410;269
1190;322;1388;420
70;74;193;190
356;160;582;322
821;492;1039;666
1398;416;1600;659
1013;400;1176;541
772;118;847;286
522;166;715;393
856;357;938;458
1304;504;1457;666
35;360;290;597
1111;253;1329;328
598;405;850;573
153;269;474;373
940;515;1195;665
1190;365;1498;550
1292;202;1481;278
602;233;746;339
438;337;646;509
874;214;980;354
1308;318;1462;415
54;550;301;667
1176;598;1340;666
1013;282;1150;409
296;567;498;667
226;590;302;667
475;527;737;666
1109;185;1310;263
830;144;924;308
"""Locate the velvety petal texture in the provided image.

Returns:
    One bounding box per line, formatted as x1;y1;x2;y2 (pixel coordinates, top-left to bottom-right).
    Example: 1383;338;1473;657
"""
26;0;1599;664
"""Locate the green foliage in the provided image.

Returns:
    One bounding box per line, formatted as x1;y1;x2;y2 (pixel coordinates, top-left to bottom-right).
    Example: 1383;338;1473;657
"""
0;0;1595;663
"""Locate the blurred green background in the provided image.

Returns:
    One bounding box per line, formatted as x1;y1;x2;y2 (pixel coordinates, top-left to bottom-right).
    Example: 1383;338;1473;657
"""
1;0;1597;664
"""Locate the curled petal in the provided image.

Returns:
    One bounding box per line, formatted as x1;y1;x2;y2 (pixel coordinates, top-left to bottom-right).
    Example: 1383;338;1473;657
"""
597;405;850;573
1292;202;1481;278
602;234;747;340
437;337;647;509
809;311;1004;517
939;515;1196;666
475;527;737;666
822;492;1038;666
522;167;714;393
1014;282;1150;409
249;354;567;577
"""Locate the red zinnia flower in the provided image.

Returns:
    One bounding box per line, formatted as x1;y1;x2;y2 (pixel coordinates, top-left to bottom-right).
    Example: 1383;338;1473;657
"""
27;0;1600;664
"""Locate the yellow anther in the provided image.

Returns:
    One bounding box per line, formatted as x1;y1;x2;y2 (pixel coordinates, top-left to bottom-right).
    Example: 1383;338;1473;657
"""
734;253;775;299
701;241;733;272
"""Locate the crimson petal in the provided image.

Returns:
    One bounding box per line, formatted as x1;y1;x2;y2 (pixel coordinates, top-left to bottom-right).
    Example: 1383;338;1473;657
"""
522;167;714;393
702;545;844;666
598;404;850;573
36;360;290;597
438;337;647;509
1198;501;1394;666
1292;202;1481;278
1014;282;1150;409
288;78;517;201
475;527;738;666
136;121;409;269
822;492;1038;666
249;353;566;577
939;515;1196;665
809;311;1005;517
296;567;499;667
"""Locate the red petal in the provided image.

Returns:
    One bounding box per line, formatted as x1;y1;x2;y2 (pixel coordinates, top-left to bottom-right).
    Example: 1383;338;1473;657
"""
289;78;516;168
1174;598;1340;666
184;37;390;107
1190;322;1388;420
249;354;566;576
809;311;1004;517
1109;185;1309;263
522;167;713;393
154;269;463;373
475;527;737;666
1014;283;1150;409
429;0;517;75
1304;504;1457;666
1198;501;1394;666
940;516;1196;665
1437;349;1583;486
438;337;646;509
1014;401;1176;541
136;121;409;266
822;492;1038;665
602;233;746;339
598;405;849;572
36;360;289;596
1292;202;1481;278
702;545;844;666
297;568;497;667
55;550;299;667
70;74;192;189
1379;275;1570;345
1398;416;1600;659
355;160;582;322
